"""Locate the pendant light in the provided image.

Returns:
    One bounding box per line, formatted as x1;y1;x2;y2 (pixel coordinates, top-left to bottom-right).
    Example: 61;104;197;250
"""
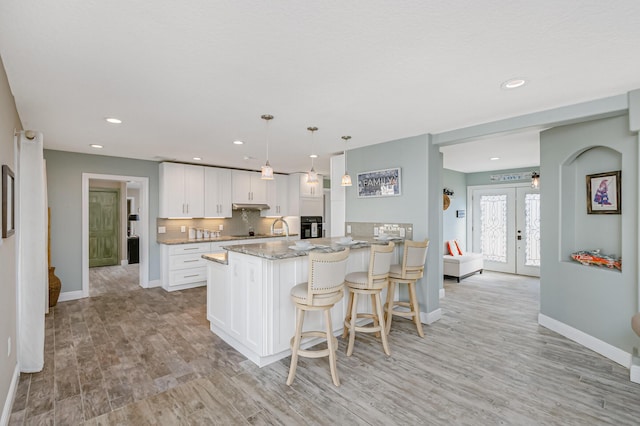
260;114;274;180
341;135;352;186
306;126;319;184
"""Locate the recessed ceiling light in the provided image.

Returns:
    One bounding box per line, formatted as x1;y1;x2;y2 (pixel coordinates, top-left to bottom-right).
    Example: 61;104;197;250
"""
501;78;526;90
490;157;500;161
193;157;202;161
233;140;244;145
105;117;122;124
309;154;318;159
90;144;103;149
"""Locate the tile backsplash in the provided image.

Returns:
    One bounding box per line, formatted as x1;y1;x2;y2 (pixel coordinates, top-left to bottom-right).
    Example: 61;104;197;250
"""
157;210;300;242
345;222;413;240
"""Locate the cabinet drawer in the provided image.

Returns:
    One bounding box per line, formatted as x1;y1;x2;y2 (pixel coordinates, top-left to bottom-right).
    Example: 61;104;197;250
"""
169;253;208;270
169;267;207;286
169;243;211;255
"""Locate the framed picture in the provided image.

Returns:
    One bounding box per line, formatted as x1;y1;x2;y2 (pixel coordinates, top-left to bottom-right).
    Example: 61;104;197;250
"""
2;165;15;237
357;167;401;198
586;170;621;214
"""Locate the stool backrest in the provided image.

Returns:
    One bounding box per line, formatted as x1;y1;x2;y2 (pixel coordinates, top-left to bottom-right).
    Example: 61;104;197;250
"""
308;248;351;300
399;239;429;280
366;242;395;288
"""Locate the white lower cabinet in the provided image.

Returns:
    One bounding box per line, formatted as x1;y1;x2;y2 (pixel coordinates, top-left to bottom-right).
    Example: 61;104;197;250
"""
161;242;212;291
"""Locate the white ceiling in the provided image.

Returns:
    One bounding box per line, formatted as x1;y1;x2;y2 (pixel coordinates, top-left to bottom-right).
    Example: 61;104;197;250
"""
1;1;639;174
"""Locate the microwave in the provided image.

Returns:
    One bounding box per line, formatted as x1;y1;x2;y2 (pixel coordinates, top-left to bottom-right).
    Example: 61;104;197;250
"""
300;216;323;239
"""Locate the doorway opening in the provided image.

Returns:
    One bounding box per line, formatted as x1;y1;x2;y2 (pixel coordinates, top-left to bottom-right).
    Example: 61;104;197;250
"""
82;173;149;298
468;183;540;277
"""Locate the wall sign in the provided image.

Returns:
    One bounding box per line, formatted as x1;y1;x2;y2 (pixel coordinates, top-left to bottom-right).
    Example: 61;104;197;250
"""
489;172;531;182
357;168;401;198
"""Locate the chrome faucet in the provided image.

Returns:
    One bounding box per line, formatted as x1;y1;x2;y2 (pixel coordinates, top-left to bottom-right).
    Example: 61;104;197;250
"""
271;217;290;240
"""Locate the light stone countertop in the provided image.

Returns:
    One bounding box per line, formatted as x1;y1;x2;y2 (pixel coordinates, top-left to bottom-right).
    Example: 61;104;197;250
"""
158;233;298;245
208;236;403;261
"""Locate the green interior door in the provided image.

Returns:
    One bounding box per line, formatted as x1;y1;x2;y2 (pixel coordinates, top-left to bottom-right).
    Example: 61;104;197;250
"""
89;189;120;267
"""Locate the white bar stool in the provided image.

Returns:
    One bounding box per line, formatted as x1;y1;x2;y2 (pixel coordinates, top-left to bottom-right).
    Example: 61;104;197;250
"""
287;248;350;387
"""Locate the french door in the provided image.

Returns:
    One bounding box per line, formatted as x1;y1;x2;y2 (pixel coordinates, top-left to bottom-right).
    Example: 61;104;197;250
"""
471;185;540;276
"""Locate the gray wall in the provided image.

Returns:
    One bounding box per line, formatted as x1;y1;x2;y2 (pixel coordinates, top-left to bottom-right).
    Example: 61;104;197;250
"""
540;115;638;352
346;134;442;313
0;55;20;417
44;150;160;292
442;168;467;249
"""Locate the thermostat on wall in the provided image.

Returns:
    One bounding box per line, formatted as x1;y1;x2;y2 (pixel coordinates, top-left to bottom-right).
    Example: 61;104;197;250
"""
456;210;466;218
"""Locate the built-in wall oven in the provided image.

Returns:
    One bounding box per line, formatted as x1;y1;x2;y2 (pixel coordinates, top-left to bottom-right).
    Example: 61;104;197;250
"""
300;216;323;239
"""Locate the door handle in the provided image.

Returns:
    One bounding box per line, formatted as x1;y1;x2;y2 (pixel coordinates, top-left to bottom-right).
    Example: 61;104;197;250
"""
517;235;522;240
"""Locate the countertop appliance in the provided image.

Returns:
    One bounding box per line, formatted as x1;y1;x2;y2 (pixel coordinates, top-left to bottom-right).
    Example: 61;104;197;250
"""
301;216;323;239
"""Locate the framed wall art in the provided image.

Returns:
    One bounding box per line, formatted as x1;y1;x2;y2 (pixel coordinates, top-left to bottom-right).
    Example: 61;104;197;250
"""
2;164;15;237
586;170;621;214
357;167;401;198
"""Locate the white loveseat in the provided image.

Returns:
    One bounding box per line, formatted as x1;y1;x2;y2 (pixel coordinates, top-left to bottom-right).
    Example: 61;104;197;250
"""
443;241;483;282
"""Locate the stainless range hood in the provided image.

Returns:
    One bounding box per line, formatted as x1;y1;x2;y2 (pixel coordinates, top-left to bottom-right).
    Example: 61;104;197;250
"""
232;203;270;211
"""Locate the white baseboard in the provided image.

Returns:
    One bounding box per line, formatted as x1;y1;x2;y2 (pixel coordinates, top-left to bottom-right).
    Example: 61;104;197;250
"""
57;290;85;303
120;259;129;266
538;313;632;368
1;364;19;426
439;288;445;299
421;308;442;325
147;279;162;288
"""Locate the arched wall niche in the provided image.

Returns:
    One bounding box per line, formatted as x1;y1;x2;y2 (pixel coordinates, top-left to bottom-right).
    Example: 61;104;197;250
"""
559;145;622;263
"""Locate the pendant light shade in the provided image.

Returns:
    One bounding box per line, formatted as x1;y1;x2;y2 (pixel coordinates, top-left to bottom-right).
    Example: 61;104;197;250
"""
341;135;352;186
306;126;319;184
261;114;274;180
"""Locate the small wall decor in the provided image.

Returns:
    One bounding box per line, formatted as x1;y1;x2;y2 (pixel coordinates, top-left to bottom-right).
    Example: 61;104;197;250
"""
2;164;15;238
586;170;621;214
357;167;401;198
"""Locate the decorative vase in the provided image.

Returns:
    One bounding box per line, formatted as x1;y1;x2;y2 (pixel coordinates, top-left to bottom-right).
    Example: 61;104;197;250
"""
48;266;61;307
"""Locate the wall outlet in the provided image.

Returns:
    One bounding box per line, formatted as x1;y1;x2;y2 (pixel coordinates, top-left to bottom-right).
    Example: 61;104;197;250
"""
7;337;10;357
219;224;224;231
346;225;351;234
158;226;166;234
180;226;186;232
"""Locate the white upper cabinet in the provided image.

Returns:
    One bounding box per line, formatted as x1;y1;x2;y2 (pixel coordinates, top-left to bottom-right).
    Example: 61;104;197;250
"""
159;162;204;218
232;170;267;204
298;173;323;198
261;174;288;217
204;167;232;217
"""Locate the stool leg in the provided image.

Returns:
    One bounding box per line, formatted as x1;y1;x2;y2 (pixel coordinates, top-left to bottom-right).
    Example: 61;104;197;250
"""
408;282;424;338
370;294;380;338
385;281;396;335
287;306;305;385
343;289;354;339
375;292;391;356
346;292;359;357
324;309;340;386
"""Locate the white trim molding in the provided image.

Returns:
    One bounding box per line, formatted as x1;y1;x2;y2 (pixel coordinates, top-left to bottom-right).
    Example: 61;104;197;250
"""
439;288;445;299
631;363;640;384
421;308;442;325
57;290;85;303
538;313;632;368
1;364;19;426
148;279;162;288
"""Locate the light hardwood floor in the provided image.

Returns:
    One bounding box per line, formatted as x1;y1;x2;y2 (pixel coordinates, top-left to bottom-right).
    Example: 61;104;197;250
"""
9;271;640;425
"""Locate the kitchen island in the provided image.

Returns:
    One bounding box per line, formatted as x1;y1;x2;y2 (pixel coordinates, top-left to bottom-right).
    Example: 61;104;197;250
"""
204;237;402;367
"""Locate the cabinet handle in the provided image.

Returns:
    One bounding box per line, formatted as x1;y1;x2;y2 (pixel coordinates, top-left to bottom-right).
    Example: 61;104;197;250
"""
184;274;200;278
184;247;199;251
184;259;199;263
186;204;189;214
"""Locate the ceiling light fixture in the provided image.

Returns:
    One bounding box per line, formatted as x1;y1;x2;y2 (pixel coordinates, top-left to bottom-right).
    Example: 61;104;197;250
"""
90;144;103;149
341;135;352;187
261;114;274;180
193;157;202;161
233;140;244;145
501;78;526;89
490;157;500;161
531;171;540;189
306;126;319;184
105;117;122;124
